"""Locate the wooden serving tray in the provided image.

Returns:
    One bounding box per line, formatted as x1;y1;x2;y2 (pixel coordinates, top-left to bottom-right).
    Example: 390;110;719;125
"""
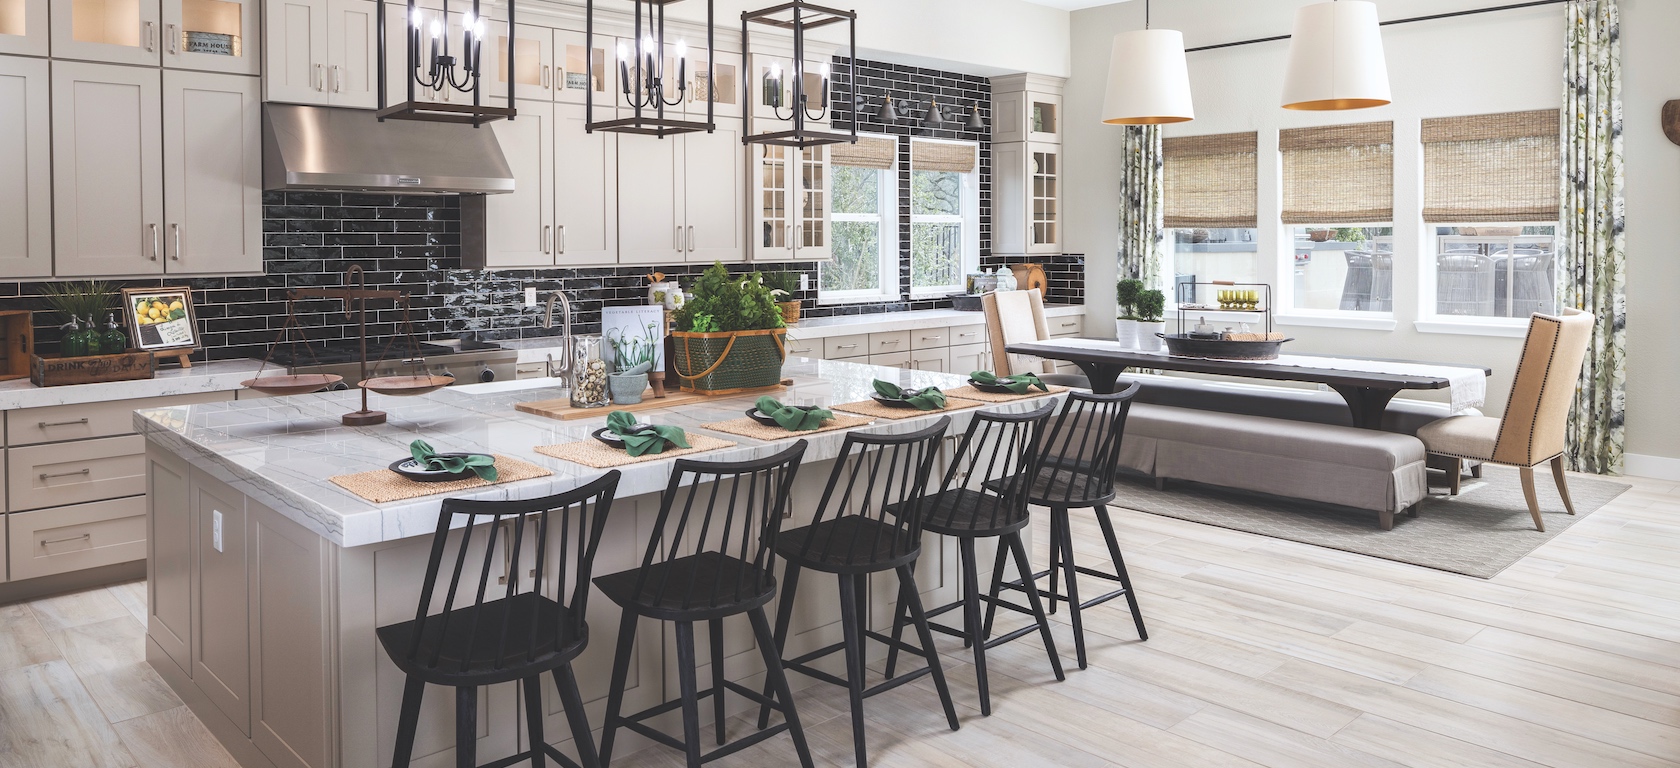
31;351;156;387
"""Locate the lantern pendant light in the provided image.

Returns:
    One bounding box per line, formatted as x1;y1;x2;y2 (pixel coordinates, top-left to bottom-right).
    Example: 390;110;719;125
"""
741;0;859;148
375;0;515;124
585;0;718;137
1281;0;1391;111
1101;0;1194;125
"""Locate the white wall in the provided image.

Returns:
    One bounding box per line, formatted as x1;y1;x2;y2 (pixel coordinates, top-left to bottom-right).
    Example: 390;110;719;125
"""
1066;0;1680;470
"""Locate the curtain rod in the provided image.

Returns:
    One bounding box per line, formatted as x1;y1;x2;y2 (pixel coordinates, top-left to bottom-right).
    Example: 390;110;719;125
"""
1183;0;1571;54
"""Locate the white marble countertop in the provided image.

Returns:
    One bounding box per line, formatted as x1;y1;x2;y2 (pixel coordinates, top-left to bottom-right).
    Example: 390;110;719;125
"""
136;358;1065;549
784;305;1085;340
0;359;267;411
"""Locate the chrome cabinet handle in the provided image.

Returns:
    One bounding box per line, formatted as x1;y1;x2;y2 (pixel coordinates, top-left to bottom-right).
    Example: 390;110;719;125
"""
542;225;551;254
1061;321;1077;328
41;533;92;548
144;21;156;52
557;225;566;254
149;224;159;261
166;23;178;54
541;65;549;89
38;418;89;428
315;63;324;92
835;344;858;349
676;225;683;254
40;468;91;481
687;226;695;252
921;336;942;341
171;223;181;260
880;339;901;346
332;65;342;93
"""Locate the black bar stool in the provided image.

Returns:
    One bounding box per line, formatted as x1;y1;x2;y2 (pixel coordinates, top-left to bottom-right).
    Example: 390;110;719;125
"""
757;418;960;767
984;382;1148;671
593;442;815;768
884;402;1063;716
377;470;621;768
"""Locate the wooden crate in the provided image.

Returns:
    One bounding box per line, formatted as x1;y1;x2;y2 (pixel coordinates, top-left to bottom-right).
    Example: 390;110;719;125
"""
0;310;33;381
30;352;156;387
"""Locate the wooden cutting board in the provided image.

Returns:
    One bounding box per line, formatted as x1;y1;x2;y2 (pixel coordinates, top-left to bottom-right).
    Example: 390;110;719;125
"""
516;390;710;421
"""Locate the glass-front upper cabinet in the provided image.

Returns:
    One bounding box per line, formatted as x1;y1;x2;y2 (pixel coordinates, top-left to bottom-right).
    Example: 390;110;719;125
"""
748;52;827;129
686;45;737;118
0;0;48;56
164;0;259;74
482;21;551;103
553;27;613;111
50;0;162;65
1030;144;1059;252
750;142;829;261
991;73;1063;145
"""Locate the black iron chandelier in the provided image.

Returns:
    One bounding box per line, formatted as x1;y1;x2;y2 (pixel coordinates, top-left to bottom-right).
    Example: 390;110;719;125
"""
742;0;857;148
586;0;716;137
375;0;515;124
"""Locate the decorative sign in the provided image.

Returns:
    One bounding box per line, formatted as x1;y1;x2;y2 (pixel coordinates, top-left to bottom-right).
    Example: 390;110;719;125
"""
121;286;200;352
601;305;666;374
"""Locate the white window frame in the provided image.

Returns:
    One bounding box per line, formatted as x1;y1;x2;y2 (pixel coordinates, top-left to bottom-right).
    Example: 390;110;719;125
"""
909;138;980;298
1414;222;1558;337
1274;222;1399;331
820;135;900;305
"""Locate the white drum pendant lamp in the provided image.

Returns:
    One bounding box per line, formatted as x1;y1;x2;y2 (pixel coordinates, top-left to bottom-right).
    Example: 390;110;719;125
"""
1102;0;1194;125
1281;0;1391;111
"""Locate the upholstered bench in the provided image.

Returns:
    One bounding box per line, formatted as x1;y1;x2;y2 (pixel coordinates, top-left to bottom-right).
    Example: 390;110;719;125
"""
1117;403;1430;530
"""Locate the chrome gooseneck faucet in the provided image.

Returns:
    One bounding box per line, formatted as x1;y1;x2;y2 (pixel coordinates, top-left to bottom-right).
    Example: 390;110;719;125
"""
544;291;574;386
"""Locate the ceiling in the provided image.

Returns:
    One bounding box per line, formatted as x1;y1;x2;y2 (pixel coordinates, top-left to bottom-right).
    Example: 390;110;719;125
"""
1019;0;1133;10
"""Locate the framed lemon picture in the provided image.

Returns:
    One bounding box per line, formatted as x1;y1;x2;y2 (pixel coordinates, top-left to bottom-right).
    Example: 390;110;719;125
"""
121;286;200;354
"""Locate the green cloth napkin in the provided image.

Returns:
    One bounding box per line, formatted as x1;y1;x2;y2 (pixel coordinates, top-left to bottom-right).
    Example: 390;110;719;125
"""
755;396;834;431
873;380;947;411
408;440;498;481
969;370;1049;395
606;411;690;457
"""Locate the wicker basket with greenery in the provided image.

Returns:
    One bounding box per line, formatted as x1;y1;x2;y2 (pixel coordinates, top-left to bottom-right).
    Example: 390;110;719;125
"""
761;271;802;324
669;263;788;395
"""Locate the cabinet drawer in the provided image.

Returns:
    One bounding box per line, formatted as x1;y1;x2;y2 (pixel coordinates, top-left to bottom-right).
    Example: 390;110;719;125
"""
949;323;987;346
869;352;911;369
824;334;868;359
9;496;147;581
8;391;229;446
868;331;910;356
1049;316;1084;338
910;327;951;350
785;337;820;358
8;435;147;511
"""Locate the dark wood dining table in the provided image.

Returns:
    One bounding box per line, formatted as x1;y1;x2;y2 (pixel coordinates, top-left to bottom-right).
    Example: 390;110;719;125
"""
1005;338;1492;430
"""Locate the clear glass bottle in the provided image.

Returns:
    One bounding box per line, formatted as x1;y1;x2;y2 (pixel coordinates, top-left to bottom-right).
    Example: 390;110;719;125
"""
569;334;609;409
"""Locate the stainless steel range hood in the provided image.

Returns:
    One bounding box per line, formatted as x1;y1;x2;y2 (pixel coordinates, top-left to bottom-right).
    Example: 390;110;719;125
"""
262;104;514;194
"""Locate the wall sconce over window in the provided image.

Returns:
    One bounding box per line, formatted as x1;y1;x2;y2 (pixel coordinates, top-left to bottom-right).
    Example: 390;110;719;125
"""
585;0;717;137
869;96;986;133
376;0;515;124
742;0;858;147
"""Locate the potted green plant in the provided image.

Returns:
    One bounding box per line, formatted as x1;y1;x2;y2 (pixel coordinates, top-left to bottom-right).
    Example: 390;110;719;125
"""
1115;278;1144;349
1135;289;1167;352
669;262;788;395
760;271;802;324
606;320;660;405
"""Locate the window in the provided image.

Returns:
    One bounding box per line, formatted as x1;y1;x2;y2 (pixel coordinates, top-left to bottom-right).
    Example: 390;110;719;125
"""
1163;132;1260;305
910;139;979;296
1280;122;1395;314
822;135;898;303
1422;110;1561;321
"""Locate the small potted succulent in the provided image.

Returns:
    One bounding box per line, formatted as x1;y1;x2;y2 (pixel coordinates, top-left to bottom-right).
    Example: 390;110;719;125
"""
1135;289;1167;352
1114;278;1144;349
761;271;802;325
606;321;660;405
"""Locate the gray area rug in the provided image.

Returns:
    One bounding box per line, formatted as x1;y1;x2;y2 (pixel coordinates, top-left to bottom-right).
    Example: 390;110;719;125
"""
1112;466;1631;578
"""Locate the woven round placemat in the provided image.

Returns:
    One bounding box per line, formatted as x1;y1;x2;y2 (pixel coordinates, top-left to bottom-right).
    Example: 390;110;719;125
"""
942;384;1068;403
534;433;737;469
328;455;554;504
700;414;874;441
831;397;986;420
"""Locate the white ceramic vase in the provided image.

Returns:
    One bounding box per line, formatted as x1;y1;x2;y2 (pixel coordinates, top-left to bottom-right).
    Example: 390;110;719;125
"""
1114;318;1138;349
1136;321;1167;352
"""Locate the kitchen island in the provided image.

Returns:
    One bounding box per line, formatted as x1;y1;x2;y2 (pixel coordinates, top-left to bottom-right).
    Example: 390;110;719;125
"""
137;357;1065;768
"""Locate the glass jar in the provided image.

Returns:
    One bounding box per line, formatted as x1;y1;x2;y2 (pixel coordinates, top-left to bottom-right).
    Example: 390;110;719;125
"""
569;335;609;409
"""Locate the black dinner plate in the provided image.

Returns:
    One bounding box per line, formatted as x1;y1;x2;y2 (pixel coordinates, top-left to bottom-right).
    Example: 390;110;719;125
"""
389;453;486;483
592;426;676;452
870;394;923;409
967;378;1019;395
746;407;781;427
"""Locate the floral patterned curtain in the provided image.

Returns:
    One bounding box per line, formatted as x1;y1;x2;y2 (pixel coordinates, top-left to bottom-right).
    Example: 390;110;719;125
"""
1118;125;1164;288
1560;0;1626;474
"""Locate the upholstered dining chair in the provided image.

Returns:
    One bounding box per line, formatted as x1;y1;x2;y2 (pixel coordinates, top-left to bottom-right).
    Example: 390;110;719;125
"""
981;289;1089;387
1416;308;1595;532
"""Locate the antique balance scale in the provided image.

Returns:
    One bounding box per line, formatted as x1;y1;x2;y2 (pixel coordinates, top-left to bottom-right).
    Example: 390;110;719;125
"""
240;266;454;425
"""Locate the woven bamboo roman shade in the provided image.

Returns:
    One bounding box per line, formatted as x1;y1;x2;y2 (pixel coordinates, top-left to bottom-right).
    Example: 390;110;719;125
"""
1280;121;1394;224
911;140;978;173
1422;109;1560;222
1163;132;1258;229
831;136;898;170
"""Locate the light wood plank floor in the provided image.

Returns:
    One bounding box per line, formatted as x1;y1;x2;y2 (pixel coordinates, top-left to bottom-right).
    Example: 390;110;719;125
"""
4;472;1678;767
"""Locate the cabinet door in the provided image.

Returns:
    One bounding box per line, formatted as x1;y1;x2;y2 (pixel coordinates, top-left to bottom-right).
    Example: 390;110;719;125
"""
616;133;680;265
1028;142;1059;254
192;468;249;734
910;349;947;373
164;0;259;74
793;145;831;261
50;0;161;65
482;22;552;103
163;70;261;274
684;43;739;119
483;98;552;268
324;0;374;108
52;61;164;277
553;103;616;264
682;122;742;262
992;141;1025;255
148;448;193;673
0;55;51;279
0;0;49;55
949;342;989;377
750;143;793;260
263;0;326;104
553;27;612;110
